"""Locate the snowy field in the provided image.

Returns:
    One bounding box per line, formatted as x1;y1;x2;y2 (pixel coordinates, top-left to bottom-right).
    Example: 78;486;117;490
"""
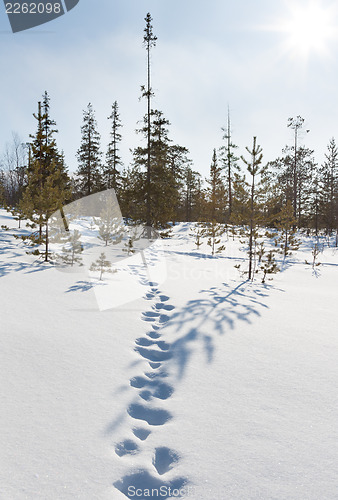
0;207;338;500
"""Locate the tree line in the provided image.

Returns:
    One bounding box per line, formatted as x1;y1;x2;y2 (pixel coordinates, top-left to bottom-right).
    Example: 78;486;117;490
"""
0;13;337;259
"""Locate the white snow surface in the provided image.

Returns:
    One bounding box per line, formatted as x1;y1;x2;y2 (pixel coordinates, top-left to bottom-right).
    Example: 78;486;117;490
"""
0;209;338;500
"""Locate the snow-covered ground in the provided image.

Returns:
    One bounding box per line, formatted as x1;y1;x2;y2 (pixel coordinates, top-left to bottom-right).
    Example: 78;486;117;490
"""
1;208;338;500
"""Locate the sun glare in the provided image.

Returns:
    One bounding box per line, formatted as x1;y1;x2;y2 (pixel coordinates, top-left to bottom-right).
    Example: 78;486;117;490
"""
275;1;337;59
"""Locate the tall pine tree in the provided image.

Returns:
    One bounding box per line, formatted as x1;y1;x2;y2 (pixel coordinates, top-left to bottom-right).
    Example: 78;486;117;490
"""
142;12;157;231
319;138;338;238
104;101;123;191
22;92;70;261
76;103;103;196
220;107;240;221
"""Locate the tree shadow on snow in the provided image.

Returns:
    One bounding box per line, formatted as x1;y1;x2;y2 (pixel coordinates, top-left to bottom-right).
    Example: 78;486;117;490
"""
0;260;50;279
66;280;95;293
165;280;280;380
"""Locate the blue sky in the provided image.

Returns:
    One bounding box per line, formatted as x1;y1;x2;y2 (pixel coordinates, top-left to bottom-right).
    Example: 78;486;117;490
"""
1;0;338;176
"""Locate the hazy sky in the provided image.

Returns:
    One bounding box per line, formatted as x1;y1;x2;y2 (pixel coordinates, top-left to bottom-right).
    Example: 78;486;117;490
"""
1;0;338;177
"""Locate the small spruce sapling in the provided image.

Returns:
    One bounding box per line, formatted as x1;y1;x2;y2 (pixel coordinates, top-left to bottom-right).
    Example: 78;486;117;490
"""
305;243;321;269
259;250;279;284
228;224;238;241
274;201;300;257
190;222;204;250
95;202;124;246
59;229;83;267
90;252;116;280
123;226;139;255
256;241;265;264
11;203;26;229
201;220;225;256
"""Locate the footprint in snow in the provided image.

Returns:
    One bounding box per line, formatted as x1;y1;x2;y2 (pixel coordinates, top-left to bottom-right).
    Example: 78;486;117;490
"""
114;470;187;499
159;314;170;324
154;303;175;311
130;376;174;401
136;337;155;347
115;289;182;493
142;311;160;322
149;362;161;369
133;428;151;441
134;346;172;362
159;295;169;302
127;403;172;426
115;439;139;457
145;370;168;379
153;447;180;475
147;331;161;339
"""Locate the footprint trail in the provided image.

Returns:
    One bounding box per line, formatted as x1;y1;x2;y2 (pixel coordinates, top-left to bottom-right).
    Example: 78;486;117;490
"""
114;281;187;498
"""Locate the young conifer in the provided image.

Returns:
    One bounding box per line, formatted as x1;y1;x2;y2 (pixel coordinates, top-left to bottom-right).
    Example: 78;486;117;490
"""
76;103;103;196
241;137;264;280
105;101;123;191
90;252;115;280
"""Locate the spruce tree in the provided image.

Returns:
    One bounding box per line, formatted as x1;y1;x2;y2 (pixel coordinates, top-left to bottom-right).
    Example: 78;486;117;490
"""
142;12;157;231
58;229;83;267
90;252;115;280
95;202;124;246
118;165;144;221
220;107;240;220
132;109;183;229
199;149;226;256
269;117;314;228
260;250;279;284
190;222;204;250
104;101;123;191
241;137;264;280
22;94;71;261
205;149;226;223
182;166;202;222
273;200;300;257
76;103;103;196
167;144;191;223
201;221;225;256
319;138;338;239
228;172;249;228
23;158;71;261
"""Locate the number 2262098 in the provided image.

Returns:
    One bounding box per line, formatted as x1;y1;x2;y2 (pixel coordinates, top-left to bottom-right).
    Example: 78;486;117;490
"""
6;3;62;14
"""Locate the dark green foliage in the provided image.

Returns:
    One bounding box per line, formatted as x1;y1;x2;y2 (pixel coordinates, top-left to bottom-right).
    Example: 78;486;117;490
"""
219;108;240;220
205;149;226;223
319;138;338;239
241;136;264;279
259;249;279;284
104;101;123;191
201;220;226;256
131;109;189;229
272;200;300;257
142;12;157;228
76;103;103;196
190;222;204;249
21;93;71;261
182;166;203;222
